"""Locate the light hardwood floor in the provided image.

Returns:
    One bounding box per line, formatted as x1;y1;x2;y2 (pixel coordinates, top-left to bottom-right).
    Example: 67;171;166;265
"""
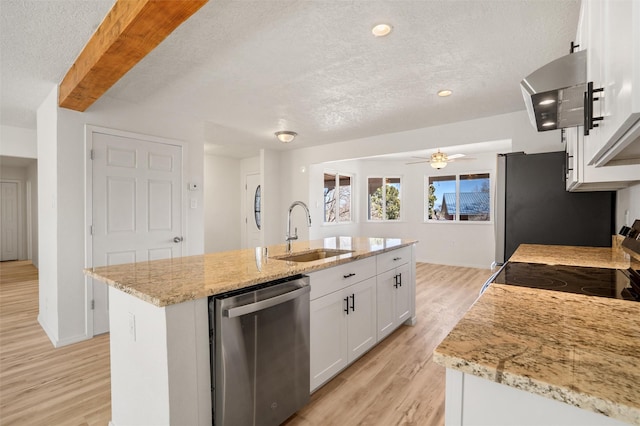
0;261;491;425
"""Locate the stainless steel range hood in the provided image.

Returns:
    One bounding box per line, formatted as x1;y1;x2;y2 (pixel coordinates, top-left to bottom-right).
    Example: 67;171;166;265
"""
520;50;587;132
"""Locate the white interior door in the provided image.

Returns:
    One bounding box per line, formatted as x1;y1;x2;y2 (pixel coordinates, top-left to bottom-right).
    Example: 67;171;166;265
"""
245;173;262;248
0;182;19;261
91;132;183;335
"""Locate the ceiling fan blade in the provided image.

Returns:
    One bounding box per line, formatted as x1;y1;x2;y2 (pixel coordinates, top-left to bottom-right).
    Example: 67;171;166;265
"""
447;154;466;159
448;157;476;162
410;156;431;160
406;160;431;165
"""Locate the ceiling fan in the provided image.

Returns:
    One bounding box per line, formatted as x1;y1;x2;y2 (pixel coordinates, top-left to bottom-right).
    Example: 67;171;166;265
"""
406;149;475;169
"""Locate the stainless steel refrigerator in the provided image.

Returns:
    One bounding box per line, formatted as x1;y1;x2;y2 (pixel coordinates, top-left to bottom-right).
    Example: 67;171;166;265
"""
495;151;615;265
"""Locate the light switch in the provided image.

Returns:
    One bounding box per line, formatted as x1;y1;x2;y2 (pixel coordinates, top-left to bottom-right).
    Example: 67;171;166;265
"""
190;198;197;209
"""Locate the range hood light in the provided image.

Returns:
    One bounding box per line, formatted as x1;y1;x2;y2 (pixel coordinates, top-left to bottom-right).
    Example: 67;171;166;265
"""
520;49;587;132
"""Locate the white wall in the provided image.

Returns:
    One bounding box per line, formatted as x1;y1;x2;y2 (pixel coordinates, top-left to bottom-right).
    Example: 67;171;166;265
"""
37;87;206;347
27;161;38;267
616;181;640;229
204;154;241;253
309;153;499;268
37;87;59;343
261;149;283;246
0;125;37;158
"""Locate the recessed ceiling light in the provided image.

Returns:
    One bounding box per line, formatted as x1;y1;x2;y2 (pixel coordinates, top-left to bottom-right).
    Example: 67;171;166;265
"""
539;99;555;106
542;121;555;127
437;89;453;97
372;23;392;37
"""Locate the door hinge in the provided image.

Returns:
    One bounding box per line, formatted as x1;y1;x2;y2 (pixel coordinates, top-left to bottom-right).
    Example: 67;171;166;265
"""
245;184;247;190
89;225;93;235
91;300;95;310
90;149;94;160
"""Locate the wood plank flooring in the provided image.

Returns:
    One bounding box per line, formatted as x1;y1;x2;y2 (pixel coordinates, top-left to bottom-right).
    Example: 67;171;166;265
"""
0;261;490;425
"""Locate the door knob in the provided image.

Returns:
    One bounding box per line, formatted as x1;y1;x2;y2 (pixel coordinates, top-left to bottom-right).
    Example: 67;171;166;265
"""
173;236;183;243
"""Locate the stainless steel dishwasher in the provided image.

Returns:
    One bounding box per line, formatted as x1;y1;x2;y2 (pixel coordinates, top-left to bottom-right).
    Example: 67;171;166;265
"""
209;275;310;426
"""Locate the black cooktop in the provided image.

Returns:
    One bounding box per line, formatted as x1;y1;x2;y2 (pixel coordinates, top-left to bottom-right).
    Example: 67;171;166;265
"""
493;262;639;301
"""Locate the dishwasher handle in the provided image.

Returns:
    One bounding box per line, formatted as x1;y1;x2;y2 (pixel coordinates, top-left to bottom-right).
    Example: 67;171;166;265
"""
223;285;310;318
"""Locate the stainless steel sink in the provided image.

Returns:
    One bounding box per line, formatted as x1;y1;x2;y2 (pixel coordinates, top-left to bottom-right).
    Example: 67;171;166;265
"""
272;248;354;262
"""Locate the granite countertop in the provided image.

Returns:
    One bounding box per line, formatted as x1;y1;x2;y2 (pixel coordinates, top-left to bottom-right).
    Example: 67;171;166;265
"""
85;236;416;307
434;283;640;425
509;243;631;269
434;244;640;425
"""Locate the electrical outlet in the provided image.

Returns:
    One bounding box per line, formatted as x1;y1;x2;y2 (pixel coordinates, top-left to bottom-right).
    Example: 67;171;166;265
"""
128;312;136;342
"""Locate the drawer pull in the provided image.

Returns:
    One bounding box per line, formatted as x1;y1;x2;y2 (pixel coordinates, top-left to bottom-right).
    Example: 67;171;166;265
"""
343;273;356;279
393;257;401;261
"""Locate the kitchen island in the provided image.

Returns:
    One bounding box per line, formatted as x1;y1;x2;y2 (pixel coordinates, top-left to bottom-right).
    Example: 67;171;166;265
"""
85;236;416;426
434;244;640;426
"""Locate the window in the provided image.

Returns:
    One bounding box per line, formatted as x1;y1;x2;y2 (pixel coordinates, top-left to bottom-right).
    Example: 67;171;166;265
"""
427;173;490;222
368;177;401;221
324;172;352;223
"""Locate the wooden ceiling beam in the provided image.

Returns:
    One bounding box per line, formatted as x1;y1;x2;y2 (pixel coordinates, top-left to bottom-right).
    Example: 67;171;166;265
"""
58;0;208;111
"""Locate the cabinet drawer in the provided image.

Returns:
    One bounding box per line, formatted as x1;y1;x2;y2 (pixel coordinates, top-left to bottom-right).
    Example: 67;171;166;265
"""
376;246;411;273
308;256;376;300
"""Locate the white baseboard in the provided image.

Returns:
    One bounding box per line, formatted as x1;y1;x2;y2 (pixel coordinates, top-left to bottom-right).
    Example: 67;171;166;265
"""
37;314;89;348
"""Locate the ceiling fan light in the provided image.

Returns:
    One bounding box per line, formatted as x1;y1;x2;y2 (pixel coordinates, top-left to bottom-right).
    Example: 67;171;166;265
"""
275;131;297;143
430;150;448;169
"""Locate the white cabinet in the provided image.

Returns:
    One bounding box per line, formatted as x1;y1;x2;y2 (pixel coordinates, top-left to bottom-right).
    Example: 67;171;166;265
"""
309;286;348;390
308;245;415;392
565;124;640;191
345;277;377;362
309;277;377;391
444;370;626;426
309;259;377;392
376;263;411;340
581;0;640;167
375;246;413;340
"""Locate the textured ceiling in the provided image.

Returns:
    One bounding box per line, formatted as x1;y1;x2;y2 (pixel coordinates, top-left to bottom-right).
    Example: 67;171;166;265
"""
1;0;580;157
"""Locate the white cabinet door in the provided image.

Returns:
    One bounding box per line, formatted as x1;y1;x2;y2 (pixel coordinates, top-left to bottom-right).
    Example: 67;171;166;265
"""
376;268;396;341
585;0;640;165
395;263;411;325
345;277;377;363
376;263;411;341
310;289;348;392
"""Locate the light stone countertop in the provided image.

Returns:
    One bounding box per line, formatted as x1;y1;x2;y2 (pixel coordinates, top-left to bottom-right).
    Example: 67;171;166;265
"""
434;244;640;425
85;236;416;307
509;243;631;269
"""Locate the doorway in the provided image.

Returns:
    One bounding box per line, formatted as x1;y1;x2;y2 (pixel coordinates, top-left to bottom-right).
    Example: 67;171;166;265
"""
245;173;262;248
86;126;185;336
0;181;19;261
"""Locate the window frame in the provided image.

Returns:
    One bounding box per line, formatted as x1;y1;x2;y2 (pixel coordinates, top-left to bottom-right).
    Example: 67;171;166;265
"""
425;171;492;224
323;170;353;225
366;175;403;222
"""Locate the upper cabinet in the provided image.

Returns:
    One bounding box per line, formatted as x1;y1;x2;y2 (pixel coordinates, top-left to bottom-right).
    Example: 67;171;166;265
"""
581;0;640;167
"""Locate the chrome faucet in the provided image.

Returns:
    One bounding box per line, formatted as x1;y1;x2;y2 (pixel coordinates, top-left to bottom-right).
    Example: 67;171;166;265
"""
286;201;312;253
